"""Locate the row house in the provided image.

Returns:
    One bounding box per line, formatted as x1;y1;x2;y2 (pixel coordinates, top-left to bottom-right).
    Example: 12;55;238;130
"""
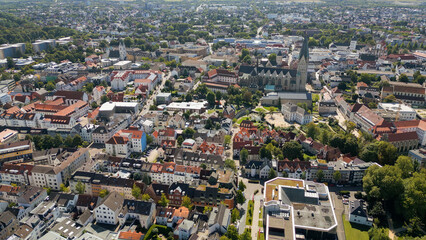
204;69;238;84
94;192;156;229
0;111;40;128
30;148;90;190
69;171;140;200
118;199;156;229
50;91;88;106
172;149;224;170
377;132;419;152
349;104;384;134
92;86;106;102
374;119;426;146
105;127;147;157
277;159;311;179
155;206;189;229
0;163;33;185
381;81;426;106
245;160;272;179
0;140;33;162
39;115;77;130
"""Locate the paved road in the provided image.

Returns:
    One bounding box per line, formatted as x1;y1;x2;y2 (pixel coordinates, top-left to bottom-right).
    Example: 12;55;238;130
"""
238;178;263;234
251;194;263;239
330;191;346;240
138;71;170;118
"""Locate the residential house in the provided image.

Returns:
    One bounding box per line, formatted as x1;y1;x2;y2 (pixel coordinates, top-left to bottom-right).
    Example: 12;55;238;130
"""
208;204;231;235
282;103;312;125
174;219;197;240
118;200;155;229
349;200;373;226
94;192;125;225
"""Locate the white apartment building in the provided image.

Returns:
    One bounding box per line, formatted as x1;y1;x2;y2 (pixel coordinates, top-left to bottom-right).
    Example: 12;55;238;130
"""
94;192;124;225
282;103;312;125
30;149;89;190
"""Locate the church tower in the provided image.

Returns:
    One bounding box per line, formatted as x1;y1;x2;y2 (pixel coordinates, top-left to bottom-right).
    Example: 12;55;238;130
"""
296;35;309;92
119;41;127;61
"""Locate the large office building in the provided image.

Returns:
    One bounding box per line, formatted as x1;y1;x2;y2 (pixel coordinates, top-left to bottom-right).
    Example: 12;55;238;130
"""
0;43;26;59
263;178;337;240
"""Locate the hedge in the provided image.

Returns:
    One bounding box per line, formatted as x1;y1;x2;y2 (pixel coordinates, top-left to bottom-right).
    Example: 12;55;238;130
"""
143;224;171;240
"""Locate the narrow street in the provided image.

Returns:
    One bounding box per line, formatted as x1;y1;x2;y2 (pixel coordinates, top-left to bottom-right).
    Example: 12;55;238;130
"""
138;71;170;118
330;191;346;240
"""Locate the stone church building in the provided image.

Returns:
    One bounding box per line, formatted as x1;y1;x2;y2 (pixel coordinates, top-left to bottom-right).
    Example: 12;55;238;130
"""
238;36;309;93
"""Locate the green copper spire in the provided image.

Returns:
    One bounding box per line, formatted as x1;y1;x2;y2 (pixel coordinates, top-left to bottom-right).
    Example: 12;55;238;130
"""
299;35;309;61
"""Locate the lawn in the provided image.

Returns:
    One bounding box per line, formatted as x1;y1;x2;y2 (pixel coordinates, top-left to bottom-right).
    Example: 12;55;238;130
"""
264;106;278;112
343;215;369;240
237;116;250;124
207;109;223;114
143;224;172;240
246;200;254;226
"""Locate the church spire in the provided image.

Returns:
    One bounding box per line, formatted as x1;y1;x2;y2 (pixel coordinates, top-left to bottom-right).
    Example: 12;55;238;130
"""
299;34;309;61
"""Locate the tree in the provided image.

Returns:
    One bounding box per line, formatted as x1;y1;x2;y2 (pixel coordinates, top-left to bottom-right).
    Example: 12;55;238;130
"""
185;94;192;101
268;53;277;65
225;225;239;240
268;168;277;180
240;229;252;240
333;171;342;183
99;189;109;198
158;193;169;207
181;196;193;210
224;135;231;146
368;227;390;240
132;184;141;199
231;208;240;223
91;101;98;109
133;171;142;181
146;135;153;145
101;95;109;104
142;173;151;185
182;128;195;138
141;194;151;201
60;183;68;192
306;122;319;139
240;148;249;164
363;165;404;203
395;156;414;179
260;146;272;160
383;94;396;103
207;92;216;106
282;141;303;160
177;135;184;146
239;180;246;191
7;57;14;69
398;74;409;83
72;135;83;147
319;129;330;145
75;180;85;194
401;171;426;225
203;206;212;214
360;141;397;165
236;190;246;205
64;135;73;148
46;82;55;91
225;159;236;171
42;135;55;149
316;170;324;182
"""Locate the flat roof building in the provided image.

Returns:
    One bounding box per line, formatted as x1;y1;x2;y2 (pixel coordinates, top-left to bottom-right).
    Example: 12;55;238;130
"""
166;101;208;114
263;177;337;240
